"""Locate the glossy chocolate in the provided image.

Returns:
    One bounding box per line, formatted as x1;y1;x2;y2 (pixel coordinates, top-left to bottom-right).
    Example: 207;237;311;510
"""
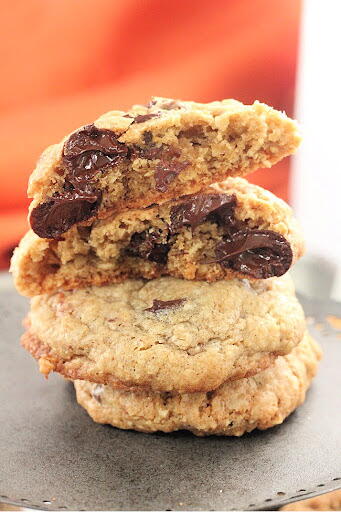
30;119;191;238
125;192;293;278
30;189;102;240
154;160;190;192
31;125;129;238
214;230;293;278
63;124;126;158
63;124;128;187
170;193;236;232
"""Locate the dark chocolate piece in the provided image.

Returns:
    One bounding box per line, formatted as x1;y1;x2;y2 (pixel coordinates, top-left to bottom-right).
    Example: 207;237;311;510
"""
155;160;190;192
31;125;129;238
63;124;128;187
64;151;123;187
125;192;292;279
64;124;126;158
214;230;293;278
133;113;160;123
170;193;236;232
126;230;170;265
170;192;292;278
145;298;186;313
30;189;101;239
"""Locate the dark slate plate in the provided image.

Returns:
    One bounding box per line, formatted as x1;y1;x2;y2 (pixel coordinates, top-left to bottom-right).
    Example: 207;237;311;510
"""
0;282;341;511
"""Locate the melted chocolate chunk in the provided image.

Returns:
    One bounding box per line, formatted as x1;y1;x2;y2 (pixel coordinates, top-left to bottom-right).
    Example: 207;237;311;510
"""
145;298;186;313
64;124;126;158
155;160;190;192
169;191;292;278
30;188;101;239
63;124;128;186
126;230;170;264
170;193;236;232
133;113;160;123
31;125;129;239
64;152;122;187
123;191;292;279
214;230;293;278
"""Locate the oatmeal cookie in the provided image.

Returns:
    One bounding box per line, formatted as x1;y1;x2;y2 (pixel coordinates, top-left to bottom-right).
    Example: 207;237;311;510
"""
74;332;321;436
22;275;305;393
12;178;304;296
27;97;301;239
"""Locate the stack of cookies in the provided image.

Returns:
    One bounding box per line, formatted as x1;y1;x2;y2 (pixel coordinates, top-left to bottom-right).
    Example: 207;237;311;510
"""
11;97;322;436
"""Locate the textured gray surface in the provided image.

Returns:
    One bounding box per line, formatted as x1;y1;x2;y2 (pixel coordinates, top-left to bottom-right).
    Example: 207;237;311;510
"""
0;283;341;511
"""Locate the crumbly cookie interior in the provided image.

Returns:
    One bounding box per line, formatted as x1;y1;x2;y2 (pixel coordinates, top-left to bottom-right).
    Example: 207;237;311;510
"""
28;98;301;239
26;193;293;291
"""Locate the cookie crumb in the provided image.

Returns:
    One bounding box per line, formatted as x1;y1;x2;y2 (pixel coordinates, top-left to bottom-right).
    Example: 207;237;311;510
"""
39;357;54;377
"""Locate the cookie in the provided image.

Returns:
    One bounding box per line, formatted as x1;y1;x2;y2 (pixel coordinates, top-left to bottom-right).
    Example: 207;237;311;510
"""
21;274;305;393
281;489;341;511
74;332;321;436
12;178;304;297
27;97;301;239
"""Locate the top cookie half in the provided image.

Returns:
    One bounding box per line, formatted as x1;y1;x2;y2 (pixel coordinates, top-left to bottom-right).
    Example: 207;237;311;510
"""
28;97;301;239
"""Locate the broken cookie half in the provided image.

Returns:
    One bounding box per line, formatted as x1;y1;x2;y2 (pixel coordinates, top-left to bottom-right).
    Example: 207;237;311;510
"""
27;97;301;239
11;178;304;297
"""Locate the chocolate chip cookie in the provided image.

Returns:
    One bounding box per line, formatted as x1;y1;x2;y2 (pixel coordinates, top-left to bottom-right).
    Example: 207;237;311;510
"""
74;332;321;436
21;274;305;393
27;97;301;239
12;178;304;296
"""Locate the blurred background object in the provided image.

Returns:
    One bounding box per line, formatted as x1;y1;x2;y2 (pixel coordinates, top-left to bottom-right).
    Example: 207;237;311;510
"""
291;0;341;301
0;0;302;269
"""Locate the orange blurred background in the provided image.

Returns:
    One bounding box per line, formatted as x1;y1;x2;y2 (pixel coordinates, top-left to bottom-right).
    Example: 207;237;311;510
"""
0;0;301;269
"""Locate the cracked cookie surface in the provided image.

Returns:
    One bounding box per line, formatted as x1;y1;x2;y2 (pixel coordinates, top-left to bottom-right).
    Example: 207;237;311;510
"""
12;178;304;297
74;333;321;436
22;274;305;393
27;97;301;239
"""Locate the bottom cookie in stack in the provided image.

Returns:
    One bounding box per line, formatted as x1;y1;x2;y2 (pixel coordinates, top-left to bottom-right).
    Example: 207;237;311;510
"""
74;332;322;436
21;274;321;436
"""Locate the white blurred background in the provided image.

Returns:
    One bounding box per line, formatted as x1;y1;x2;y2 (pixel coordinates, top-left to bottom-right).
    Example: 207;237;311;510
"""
292;0;341;301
